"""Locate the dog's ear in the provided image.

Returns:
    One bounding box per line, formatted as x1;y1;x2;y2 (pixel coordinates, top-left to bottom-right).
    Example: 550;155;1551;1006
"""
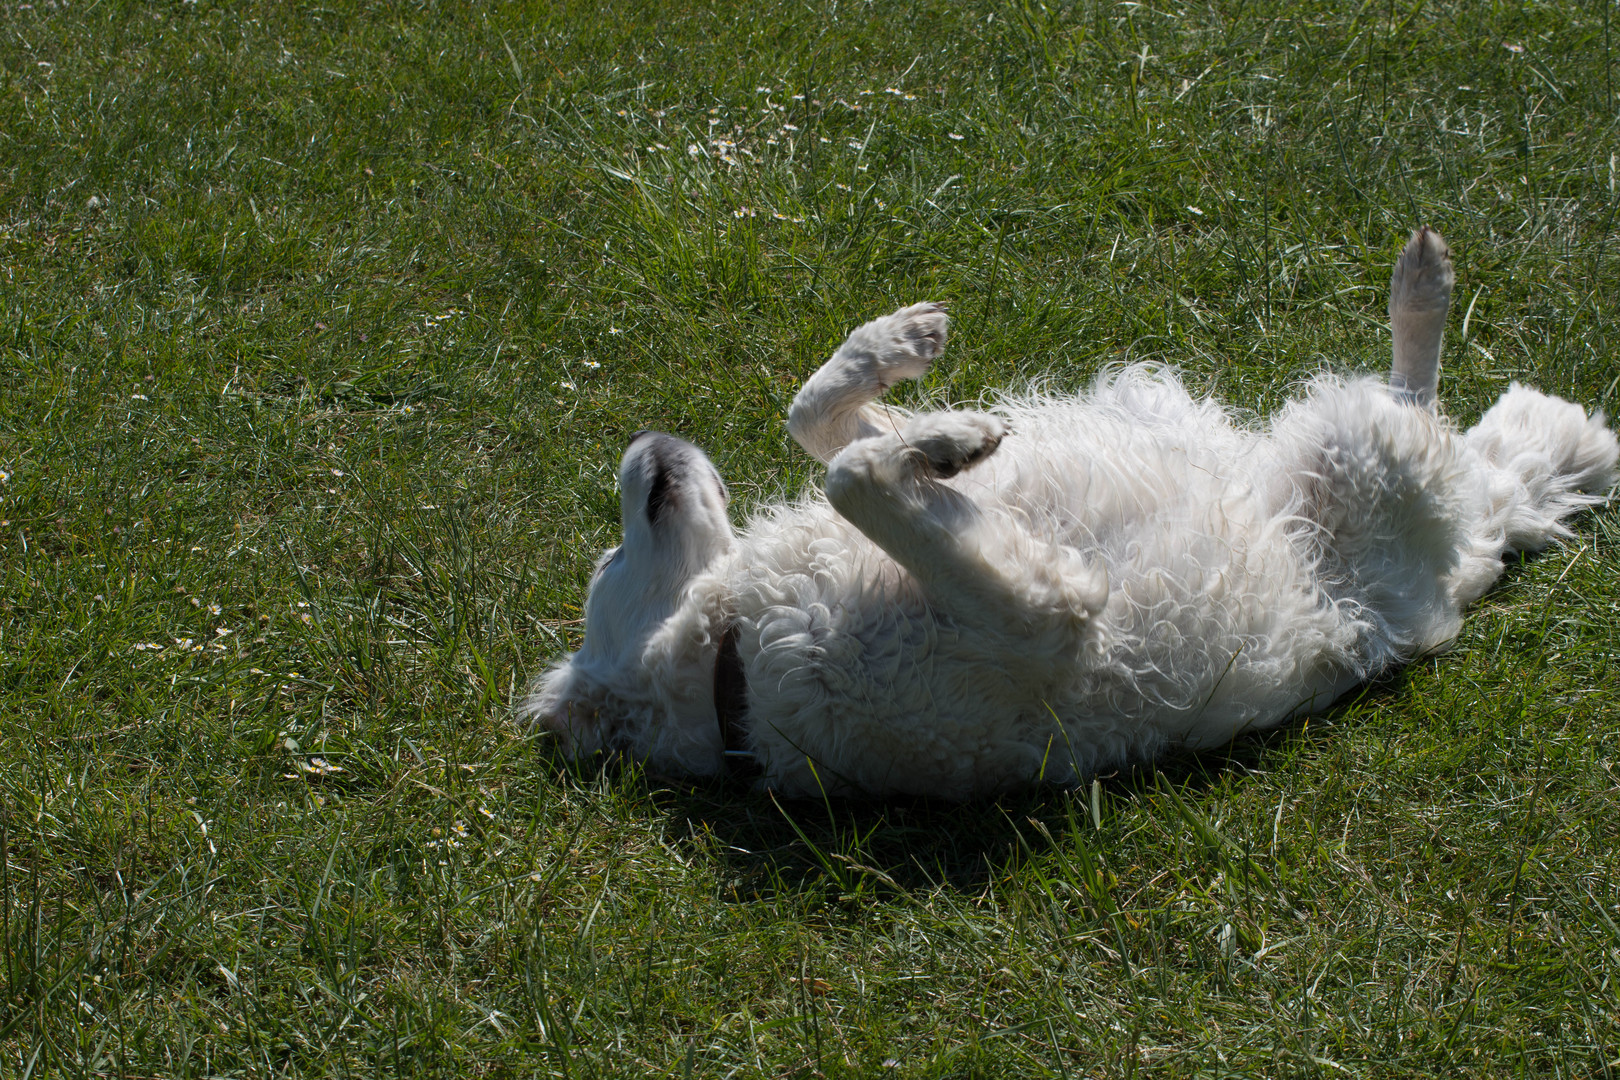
519;663;611;757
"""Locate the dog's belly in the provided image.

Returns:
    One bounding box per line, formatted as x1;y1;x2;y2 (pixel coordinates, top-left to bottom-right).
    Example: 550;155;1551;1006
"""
728;410;1365;796
976;399;1365;738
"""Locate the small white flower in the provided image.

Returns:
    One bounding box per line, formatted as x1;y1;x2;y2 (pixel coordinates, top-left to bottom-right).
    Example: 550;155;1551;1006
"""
1503;41;1524;53
1187;205;1204;215
131;393;149;401
874;199;886;209
782;123;799;131
848;141;864;150
208;603;222;616
0;470;9;483
904;93;917;100
559;380;577;390
331;468;344;477
836;183;850;191
687;144;701;157
949;133;965;141
885;87;902;95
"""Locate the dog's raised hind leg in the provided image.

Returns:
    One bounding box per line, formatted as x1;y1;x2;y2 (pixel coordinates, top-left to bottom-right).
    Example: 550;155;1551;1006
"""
825;410;1108;634
788;302;950;463
1388;226;1454;409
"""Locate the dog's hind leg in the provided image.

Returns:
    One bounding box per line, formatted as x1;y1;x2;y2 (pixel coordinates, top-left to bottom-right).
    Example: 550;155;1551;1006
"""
788;302;950;463
1388;226;1454;409
825;410;1108;636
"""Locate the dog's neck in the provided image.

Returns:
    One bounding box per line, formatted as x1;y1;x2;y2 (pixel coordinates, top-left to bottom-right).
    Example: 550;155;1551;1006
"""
712;622;759;780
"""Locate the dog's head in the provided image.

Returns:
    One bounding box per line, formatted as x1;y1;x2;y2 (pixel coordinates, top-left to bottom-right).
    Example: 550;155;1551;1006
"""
522;431;734;766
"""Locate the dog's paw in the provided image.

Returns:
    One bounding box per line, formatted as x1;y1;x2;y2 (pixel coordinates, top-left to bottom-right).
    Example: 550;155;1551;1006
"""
1390;226;1453;318
841;301;950;388
902;410;1006;478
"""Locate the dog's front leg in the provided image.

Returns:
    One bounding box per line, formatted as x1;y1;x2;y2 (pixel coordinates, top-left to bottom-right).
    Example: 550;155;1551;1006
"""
825;411;1108;632
787;302;950;463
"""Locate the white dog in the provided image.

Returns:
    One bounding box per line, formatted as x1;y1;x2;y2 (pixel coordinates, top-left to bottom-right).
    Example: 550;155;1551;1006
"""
523;229;1616;799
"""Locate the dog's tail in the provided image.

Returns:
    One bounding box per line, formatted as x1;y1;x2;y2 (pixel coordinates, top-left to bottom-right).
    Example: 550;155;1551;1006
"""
1464;385;1618;553
1446;385;1616;607
1388;226;1454;409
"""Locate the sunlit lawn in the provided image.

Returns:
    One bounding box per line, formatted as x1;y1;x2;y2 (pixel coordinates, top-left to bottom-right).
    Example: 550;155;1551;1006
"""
2;1;1619;1075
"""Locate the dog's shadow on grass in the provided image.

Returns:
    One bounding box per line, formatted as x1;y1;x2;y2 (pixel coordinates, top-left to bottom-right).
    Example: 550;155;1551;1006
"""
646;671;1415;899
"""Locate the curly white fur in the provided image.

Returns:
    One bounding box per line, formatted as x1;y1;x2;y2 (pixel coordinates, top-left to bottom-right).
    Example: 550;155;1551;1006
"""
522;229;1617;799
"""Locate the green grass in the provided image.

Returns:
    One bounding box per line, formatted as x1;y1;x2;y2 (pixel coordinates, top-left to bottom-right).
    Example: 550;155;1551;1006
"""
3;0;1619;1075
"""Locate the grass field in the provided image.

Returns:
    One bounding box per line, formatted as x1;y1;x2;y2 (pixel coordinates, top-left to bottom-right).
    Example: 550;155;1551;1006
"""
3;0;1620;1075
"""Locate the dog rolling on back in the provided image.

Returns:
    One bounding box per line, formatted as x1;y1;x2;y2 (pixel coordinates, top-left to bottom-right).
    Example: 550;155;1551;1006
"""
522;229;1617;799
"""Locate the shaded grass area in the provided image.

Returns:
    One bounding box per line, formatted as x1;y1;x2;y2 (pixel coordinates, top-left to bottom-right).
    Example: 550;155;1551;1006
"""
2;0;1619;1075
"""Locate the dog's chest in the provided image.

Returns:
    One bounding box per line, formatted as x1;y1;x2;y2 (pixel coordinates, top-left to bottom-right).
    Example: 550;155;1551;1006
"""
721;503;999;709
